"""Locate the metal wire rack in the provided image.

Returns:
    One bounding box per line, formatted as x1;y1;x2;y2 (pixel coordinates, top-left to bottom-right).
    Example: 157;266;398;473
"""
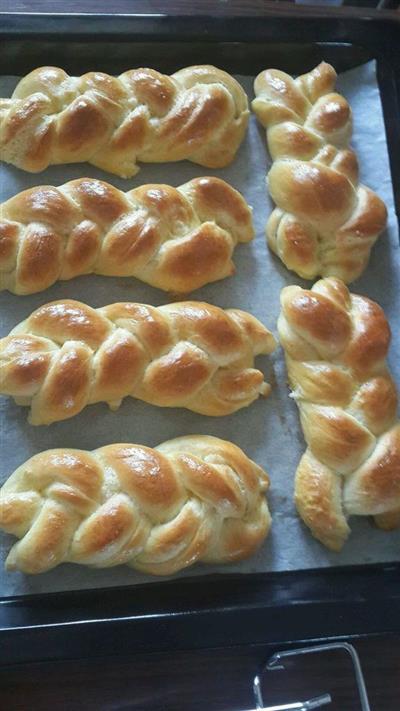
252;642;371;711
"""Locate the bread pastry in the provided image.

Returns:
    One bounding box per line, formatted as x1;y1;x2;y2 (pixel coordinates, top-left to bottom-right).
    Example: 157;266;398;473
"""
0;65;249;177
278;277;400;550
0;435;271;575
252;62;387;282
0;176;254;295
0;299;276;425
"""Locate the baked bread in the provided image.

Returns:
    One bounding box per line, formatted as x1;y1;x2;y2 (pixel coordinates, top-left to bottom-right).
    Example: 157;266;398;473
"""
278;277;400;550
0;176;254;295
0;435;271;575
0;299;276;425
252;62;387;282
0;65;249;177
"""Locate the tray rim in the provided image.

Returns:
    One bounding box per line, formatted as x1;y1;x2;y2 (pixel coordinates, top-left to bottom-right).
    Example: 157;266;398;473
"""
1;9;400;664
1;562;400;664
0;1;399;20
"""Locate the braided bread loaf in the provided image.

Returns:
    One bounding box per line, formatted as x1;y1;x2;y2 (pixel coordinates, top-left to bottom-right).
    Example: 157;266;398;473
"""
0;176;254;296
0;435;271;575
0;299;276;425
252;62;387;282
0;65;248;177
278;277;400;551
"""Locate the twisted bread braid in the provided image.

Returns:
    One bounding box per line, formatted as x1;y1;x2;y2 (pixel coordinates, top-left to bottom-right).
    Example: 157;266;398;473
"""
0;176;254;296
252;62;387;282
0;65;249;177
278;277;400;551
0;299;276;425
0;435;271;575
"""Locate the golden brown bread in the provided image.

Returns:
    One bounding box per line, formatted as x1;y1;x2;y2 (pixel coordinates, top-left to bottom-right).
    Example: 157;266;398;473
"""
252;62;387;282
0;176;254;295
0;435;271;575
0;65;249;177
278;277;400;550
0;299;276;425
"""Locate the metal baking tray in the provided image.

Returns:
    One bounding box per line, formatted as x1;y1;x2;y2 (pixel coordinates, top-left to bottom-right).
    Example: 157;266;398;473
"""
0;9;400;665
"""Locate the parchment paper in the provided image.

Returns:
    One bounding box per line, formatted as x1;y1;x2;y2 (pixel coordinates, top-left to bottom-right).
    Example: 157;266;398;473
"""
1;61;399;597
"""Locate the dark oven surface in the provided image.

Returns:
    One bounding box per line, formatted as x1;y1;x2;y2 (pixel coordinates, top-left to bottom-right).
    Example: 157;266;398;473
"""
0;11;400;664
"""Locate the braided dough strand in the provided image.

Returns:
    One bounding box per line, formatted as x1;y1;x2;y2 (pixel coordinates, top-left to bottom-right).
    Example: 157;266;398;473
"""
0;65;249;177
0;176;254;295
252;62;387;282
0;435;271;575
0;299;276;425
278;277;400;550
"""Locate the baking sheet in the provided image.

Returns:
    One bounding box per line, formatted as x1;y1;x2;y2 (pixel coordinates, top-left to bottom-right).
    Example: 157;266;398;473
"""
0;61;399;597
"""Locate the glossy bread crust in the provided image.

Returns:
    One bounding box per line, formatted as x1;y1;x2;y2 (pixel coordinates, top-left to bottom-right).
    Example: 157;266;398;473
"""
0;176;254;295
0;300;276;425
252;62;387;282
0;435;271;575
0;65;249;177
278;277;400;550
